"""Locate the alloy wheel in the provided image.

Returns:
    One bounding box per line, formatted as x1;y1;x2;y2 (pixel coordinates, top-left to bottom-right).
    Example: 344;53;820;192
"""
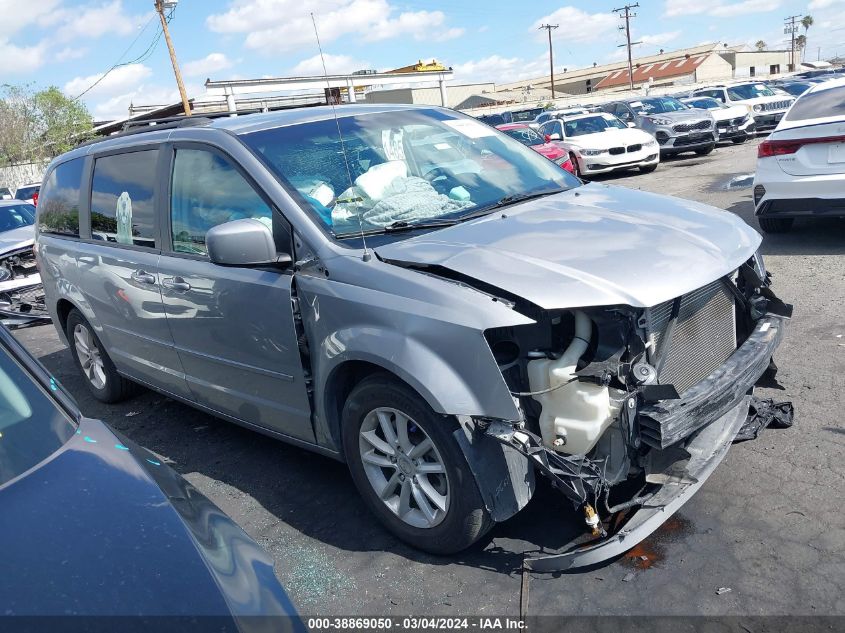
358;407;450;529
73;323;107;390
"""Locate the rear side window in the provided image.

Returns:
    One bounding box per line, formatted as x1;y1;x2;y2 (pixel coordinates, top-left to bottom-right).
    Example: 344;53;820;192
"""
37;159;84;237
785;85;845;121
170;148;272;256
91;150;158;248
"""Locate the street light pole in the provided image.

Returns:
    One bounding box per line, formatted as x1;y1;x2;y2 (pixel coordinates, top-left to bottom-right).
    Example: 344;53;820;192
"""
155;0;191;116
538;24;559;99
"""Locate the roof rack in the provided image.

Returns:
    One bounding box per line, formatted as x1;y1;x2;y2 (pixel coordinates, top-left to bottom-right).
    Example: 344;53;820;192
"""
75;115;218;150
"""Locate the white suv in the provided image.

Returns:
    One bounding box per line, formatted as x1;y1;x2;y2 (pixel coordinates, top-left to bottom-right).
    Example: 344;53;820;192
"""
753;77;845;233
692;83;794;131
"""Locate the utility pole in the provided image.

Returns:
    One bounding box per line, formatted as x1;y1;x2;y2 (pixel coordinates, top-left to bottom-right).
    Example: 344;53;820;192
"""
784;14;801;71
538;24;559;99
155;0;191;116
614;3;640;91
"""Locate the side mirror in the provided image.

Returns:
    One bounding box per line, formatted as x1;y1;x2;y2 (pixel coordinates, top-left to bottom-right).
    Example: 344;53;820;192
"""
627;122;637;128
544;134;551;143
206;218;291;268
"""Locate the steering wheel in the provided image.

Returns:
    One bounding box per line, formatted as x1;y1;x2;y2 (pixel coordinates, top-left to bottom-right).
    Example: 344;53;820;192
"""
423;167;461;194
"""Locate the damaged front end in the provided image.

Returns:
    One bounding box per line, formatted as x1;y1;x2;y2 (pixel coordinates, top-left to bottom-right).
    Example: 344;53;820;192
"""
0;246;49;329
458;257;791;570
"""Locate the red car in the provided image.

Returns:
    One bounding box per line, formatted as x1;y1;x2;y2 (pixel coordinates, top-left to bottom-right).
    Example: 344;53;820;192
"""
496;123;576;174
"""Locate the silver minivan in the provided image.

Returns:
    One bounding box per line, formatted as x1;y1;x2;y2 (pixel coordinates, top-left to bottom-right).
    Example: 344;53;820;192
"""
36;105;789;569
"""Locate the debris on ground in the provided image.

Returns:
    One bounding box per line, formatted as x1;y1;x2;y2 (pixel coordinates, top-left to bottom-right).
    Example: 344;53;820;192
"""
125;411;140;417
622;572;636;582
734;396;794;443
716;587;732;595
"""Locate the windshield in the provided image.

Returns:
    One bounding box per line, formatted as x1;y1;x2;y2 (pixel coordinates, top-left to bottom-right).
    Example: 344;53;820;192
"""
14;187;38;200
0;204;35;233
500;126;545;146
0;346;75;486
564;115;626;136
242;109;580;237
727;83;775;100
686;97;720;109
510;108;545;122
630;97;688;114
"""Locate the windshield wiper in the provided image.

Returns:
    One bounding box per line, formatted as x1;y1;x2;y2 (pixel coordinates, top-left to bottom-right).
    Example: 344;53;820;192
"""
476;188;566;213
384;218;458;232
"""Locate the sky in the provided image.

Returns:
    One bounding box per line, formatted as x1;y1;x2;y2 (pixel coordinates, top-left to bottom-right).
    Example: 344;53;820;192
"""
3;0;845;120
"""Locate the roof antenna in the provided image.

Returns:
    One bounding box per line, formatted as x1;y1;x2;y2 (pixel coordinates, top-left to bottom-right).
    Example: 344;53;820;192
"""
311;12;371;262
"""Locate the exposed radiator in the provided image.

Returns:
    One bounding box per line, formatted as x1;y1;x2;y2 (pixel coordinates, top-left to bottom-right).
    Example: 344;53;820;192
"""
643;279;737;395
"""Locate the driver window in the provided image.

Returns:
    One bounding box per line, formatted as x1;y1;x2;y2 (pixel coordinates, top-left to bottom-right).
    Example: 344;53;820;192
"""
170;148;272;256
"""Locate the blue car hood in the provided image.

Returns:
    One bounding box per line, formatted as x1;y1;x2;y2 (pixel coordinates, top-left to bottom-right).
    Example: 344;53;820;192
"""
0;418;297;619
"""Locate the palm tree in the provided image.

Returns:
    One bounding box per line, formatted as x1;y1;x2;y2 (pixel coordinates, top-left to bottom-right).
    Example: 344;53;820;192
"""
796;34;807;62
801;15;813;61
755;40;767;51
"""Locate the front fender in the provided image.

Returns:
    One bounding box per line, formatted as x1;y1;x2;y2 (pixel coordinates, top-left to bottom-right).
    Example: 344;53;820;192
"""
295;273;527;450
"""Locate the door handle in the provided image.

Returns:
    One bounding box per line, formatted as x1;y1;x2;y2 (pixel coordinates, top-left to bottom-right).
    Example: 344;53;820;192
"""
161;276;191;292
130;270;156;285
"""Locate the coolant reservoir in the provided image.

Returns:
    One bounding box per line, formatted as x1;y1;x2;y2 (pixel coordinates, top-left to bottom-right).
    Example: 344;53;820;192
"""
526;312;619;454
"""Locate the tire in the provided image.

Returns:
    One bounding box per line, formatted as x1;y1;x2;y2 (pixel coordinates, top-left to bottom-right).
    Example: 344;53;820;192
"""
758;216;794;233
731;137;747;144
66;309;138;403
342;373;493;554
639;163;658;173
569;152;582;179
695;145;715;156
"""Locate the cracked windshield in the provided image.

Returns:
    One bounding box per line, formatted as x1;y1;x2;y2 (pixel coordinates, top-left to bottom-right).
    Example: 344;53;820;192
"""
242;109;578;236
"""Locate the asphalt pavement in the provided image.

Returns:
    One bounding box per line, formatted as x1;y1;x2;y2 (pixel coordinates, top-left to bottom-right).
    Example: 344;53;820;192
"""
14;136;845;617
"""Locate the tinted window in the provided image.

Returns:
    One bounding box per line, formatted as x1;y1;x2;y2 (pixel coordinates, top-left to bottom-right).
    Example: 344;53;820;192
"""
785;84;845;121
727;84;775;100
91;151;158;248
14;186;39;200
0;204;35;233
500;127;545;146
170;148;272;256
632;97;688;114
36;159;83;237
0;346;75;486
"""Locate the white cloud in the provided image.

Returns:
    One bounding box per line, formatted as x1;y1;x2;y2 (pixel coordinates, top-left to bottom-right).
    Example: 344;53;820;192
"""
452;54;550;84
530;7;617;44
664;0;782;17
50;0;152;43
290;53;371;75
0;39;48;74
183;53;234;78
0;0;60;34
809;0;844;8
641;31;682;46
207;0;463;52
64;64;153;100
56;46;88;62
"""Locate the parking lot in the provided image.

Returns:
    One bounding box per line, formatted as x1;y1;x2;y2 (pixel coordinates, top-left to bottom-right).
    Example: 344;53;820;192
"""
14;136;845;617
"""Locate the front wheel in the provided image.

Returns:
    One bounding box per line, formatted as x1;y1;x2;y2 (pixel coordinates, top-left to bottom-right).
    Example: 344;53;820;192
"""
342;374;493;554
639;163;658;173
732;137;747;144
695;145;715;156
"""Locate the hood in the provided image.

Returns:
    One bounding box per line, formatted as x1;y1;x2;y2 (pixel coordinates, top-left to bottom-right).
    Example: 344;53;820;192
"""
0;418;298;618
638;108;711;123
565;128;655;149
712;105;750;120
533;143;566;160
0;225;34;256
376;183;761;310
740;95;793;106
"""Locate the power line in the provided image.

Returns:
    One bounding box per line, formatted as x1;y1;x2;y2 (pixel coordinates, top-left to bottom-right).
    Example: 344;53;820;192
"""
71;11;168;101
613;3;640;91
538;24;559;99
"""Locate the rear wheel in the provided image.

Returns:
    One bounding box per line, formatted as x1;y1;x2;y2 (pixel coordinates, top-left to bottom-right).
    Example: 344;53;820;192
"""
342;373;493;554
695;144;715;156
758;216;794;233
66;309;137;403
